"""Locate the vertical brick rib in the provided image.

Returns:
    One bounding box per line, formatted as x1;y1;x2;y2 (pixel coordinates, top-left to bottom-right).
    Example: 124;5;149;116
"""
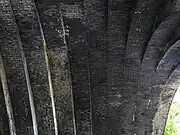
19;47;39;135
60;11;77;135
0;79;9;134
0;54;16;135
60;1;92;134
33;4;58;135
35;0;78;134
0;1;34;134
10;0;55;134
9;2;39;134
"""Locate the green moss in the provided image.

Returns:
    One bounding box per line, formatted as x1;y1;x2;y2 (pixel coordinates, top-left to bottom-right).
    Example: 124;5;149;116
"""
164;90;180;135
164;117;177;135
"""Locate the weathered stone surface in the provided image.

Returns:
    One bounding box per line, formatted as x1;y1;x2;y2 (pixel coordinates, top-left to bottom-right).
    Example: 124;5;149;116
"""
84;1;108;134
10;0;55;134
0;0;33;134
49;1;92;134
35;1;77;134
105;0;180;134
0;0;180;135
0;82;9;135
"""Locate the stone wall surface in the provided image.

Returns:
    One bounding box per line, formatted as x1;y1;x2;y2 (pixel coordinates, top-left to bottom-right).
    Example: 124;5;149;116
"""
0;0;180;135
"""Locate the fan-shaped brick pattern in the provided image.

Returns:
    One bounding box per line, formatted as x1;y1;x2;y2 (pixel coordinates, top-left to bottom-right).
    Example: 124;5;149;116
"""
0;0;180;135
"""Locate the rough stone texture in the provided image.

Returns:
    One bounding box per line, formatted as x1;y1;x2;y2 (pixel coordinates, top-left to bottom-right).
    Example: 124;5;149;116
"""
0;0;180;135
84;1;108;134
0;1;34;135
10;1;56;135
38;1;94;134
0;82;9;134
35;1;77;134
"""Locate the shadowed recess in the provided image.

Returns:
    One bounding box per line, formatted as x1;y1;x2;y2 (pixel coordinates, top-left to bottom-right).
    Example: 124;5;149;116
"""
141;11;180;70
125;0;176;65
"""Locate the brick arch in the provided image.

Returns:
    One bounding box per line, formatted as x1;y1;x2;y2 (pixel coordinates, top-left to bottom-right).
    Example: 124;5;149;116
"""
0;0;180;135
